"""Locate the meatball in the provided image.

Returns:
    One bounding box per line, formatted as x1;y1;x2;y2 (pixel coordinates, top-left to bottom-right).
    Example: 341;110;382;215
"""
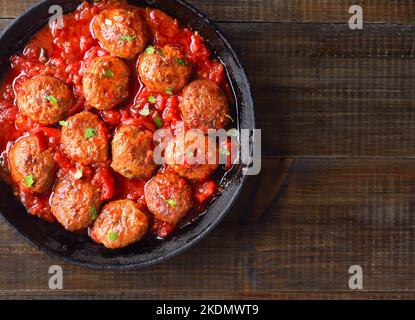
8;135;56;194
180;80;230;133
16;75;74;125
61;111;109;165
145;170;193;224
90;200;149;249
111;126;157;179
92;8;148;59
165;131;218;181
138;45;192;93
83;56;131;110
51;177;100;232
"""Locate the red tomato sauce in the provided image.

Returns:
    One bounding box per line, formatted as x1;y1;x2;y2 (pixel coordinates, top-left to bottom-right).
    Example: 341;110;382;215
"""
0;0;232;239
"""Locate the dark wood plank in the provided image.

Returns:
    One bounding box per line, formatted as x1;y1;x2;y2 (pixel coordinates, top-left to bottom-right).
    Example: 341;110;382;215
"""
2;158;415;299
1;0;415;23
190;0;415;23
217;22;415;157
0;18;12;30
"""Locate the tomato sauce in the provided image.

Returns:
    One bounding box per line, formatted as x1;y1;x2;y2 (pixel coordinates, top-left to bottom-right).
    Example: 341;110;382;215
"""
0;0;232;239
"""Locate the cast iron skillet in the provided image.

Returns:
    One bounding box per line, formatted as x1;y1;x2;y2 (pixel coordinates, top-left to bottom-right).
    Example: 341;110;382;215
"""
0;0;255;269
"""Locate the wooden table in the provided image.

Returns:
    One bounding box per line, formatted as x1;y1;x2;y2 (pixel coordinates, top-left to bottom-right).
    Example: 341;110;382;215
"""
1;0;415;300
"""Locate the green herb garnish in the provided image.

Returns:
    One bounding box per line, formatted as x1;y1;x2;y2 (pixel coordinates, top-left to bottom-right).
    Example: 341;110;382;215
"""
59;120;68;127
176;58;188;66
166;88;173;95
108;231;118;241
104;68;114;78
45;95;58;106
220;147;231;156
165;199;177;206
119;35;136;42
154;117;163;128
139;106;150;116
90;207;98;221
84;128;97;139
74;169;83;180
145;46;155;54
148;95;156;104
24;175;34;188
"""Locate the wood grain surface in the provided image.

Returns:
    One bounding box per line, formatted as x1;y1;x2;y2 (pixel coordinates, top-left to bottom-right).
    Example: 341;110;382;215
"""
1;0;415;300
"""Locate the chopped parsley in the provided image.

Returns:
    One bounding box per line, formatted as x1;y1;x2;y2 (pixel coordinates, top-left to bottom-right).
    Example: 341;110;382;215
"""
108;231;118;241
166;88;173;95
104;68;114;78
219;147;231;156
84;128;97;139
153;117;163;128
145;46;155;54
24;175;34;188
119;35;136;42
59;120;68;127
89;207;98;221
176;58;188;66
139;106;150;116
148;95;156;104
165;199;177;206
74;169;83;180
45;95;58;106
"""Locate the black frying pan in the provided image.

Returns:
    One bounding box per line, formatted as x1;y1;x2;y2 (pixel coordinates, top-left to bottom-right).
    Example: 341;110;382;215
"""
0;0;255;269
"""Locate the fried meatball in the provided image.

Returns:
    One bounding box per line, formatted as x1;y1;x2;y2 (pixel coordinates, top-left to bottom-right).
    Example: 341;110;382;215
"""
145;170;193;224
16;75;74;125
83;56;131;110
138;45;192;93
111;126;156;179
61;111;108;165
8;135;56;194
92;8;148;59
180;80;230;133
51;177;100;231
165;131;218;181
90;200;149;249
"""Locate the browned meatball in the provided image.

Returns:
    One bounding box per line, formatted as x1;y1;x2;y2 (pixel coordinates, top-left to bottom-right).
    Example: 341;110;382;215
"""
61;111;109;165
165;131;218;181
51;177;100;232
8;135;56;193
180;80;230;133
16;75;74;125
138;45;192;93
83;56;131;110
111;126;156;179
145;170;193;224
92;8;148;59
90;200;149;249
